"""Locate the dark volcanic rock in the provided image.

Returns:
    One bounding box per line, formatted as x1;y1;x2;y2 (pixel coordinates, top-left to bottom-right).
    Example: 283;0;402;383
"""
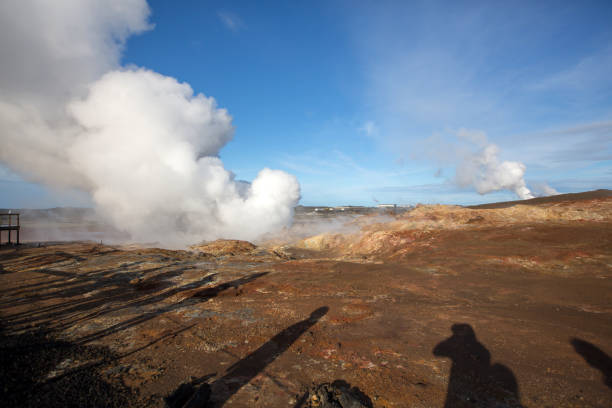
296;380;373;408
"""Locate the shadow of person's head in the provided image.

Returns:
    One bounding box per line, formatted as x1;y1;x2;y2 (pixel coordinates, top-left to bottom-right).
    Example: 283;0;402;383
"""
309;306;329;321
571;337;612;389
433;323;522;407
433;323;485;361
451;323;476;338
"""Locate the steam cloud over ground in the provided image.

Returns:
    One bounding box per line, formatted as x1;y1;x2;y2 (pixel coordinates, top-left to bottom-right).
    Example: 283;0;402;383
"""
424;128;547;200
455;129;534;199
0;0;300;247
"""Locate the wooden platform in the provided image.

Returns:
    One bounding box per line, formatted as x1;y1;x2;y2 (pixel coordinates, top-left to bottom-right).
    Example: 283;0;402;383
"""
0;213;20;245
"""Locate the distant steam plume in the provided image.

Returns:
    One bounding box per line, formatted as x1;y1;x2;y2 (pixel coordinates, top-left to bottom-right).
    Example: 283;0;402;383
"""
455;129;534;199
530;182;560;197
425;129;536;200
0;0;300;247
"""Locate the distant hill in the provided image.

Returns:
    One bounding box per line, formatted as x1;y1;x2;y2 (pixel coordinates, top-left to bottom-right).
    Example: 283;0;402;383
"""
467;189;612;209
0;207;95;222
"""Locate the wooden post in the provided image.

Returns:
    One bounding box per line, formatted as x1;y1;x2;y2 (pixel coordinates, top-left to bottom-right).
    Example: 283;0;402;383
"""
17;214;19;244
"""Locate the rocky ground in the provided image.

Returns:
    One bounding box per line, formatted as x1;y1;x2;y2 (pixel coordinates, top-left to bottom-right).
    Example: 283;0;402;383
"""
1;190;611;407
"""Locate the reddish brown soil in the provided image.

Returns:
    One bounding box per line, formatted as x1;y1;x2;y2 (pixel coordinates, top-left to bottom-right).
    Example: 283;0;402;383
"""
1;193;611;407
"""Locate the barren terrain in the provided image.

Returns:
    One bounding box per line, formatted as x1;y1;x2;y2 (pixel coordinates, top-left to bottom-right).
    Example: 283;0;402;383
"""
1;190;611;407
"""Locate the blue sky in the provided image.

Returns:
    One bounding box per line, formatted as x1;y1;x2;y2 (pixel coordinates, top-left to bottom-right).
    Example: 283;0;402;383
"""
2;0;611;207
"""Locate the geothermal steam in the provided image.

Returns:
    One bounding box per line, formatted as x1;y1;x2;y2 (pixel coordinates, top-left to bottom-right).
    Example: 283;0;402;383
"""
454;129;534;199
0;0;300;247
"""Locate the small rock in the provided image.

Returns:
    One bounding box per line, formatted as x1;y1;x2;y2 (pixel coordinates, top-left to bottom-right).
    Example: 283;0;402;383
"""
296;380;373;408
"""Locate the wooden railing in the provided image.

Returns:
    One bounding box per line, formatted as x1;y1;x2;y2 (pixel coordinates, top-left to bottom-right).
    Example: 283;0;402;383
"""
0;213;20;245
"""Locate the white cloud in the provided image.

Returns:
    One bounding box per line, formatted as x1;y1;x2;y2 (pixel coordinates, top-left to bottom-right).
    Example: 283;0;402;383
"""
217;10;245;32
505;121;612;166
530;47;612;91
346;2;611;198
0;165;23;182
359;120;379;137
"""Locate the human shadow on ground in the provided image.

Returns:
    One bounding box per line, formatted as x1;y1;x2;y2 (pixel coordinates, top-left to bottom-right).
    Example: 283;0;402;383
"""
433;323;524;408
166;306;329;408
571;338;612;389
0;323;140;408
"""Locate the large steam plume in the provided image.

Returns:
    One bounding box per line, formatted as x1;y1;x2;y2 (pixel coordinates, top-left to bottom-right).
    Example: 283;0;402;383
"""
0;0;300;247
